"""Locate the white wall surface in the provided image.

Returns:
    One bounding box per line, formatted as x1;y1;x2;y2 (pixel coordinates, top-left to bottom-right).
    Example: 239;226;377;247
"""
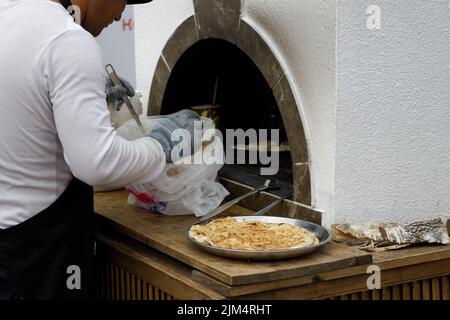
97;7;137;87
242;0;337;227
336;0;450;224
134;0;194;110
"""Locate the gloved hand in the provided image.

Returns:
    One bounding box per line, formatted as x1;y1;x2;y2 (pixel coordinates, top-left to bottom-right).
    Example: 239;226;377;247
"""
148;110;201;163
105;76;136;110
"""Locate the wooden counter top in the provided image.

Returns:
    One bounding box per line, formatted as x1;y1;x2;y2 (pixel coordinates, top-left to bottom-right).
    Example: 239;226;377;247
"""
94;190;373;286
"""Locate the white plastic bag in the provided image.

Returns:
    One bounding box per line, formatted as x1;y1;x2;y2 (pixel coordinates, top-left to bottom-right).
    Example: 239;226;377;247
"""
117;115;229;217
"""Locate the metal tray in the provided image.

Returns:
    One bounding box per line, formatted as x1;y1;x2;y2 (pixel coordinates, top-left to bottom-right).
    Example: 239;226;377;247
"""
183;216;332;261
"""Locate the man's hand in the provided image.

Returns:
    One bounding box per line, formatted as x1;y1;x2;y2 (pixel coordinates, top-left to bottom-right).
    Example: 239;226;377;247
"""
147;110;201;163
105;76;135;110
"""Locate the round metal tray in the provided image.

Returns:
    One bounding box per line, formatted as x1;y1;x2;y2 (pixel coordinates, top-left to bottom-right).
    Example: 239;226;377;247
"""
183;216;332;261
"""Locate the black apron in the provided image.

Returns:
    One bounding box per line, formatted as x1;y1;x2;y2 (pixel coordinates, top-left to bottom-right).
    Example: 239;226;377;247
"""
0;178;95;300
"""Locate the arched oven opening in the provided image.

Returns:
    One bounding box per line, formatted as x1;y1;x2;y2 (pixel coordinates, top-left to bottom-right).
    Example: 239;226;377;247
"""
160;39;293;195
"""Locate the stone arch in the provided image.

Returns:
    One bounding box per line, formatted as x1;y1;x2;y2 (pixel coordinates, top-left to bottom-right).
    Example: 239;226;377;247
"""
147;0;311;205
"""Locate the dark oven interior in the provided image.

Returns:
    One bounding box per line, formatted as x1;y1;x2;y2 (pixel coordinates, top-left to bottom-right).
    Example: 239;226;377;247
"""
159;39;293;197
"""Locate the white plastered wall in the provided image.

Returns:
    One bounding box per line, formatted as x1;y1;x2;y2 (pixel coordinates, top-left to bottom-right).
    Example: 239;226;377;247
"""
335;0;450;225
134;0;195;112
242;0;337;226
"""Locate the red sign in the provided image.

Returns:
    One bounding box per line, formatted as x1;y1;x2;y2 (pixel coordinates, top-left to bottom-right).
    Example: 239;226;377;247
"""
122;18;133;31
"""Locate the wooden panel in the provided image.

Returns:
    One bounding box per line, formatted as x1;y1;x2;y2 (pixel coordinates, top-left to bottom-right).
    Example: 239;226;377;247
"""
382;287;391;300
120;269;125;299
114;265;120;300
431;278;441;300
95;190;372;286
402;283;411;300
350;293;360;300
322;275;449;301
95;232;224;300
442;276;450;300
372;289;381;300
136;276;141;300
392;285;401;300
412;281;421;300
97;261;176;301
421;279;431;300
142;281;148;300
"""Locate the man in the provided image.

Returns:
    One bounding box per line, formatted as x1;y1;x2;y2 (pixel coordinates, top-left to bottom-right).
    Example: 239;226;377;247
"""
0;0;197;300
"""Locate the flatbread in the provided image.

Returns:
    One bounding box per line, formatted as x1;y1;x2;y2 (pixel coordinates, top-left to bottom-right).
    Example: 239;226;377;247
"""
189;217;320;250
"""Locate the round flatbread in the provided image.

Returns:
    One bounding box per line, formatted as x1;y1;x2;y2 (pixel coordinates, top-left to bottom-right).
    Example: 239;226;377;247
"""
189;217;320;250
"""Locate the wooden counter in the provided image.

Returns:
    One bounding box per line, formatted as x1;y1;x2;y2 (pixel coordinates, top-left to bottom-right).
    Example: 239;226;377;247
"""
94;190;450;300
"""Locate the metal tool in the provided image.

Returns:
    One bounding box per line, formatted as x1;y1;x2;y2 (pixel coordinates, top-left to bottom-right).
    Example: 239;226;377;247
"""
105;64;145;134
199;179;273;222
254;192;293;216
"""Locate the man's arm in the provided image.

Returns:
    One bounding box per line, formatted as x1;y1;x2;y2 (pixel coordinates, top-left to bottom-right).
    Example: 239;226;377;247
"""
42;29;166;187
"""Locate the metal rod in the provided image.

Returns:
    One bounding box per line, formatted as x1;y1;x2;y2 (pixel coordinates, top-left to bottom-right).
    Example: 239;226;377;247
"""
254;193;293;216
199;179;272;222
105;64;145;134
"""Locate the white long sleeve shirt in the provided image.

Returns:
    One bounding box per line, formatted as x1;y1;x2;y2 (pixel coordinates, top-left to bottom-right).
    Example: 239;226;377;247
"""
0;0;166;229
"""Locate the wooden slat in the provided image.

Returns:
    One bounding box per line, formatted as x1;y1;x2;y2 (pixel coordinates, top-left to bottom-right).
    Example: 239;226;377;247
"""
350;293;360;300
392;285;401;300
97;262;103;300
382;287;391;300
96;232;224;300
431;278;441;300
442;276;450;300
124;269;128;299
130;275;136;300
372;290;381;300
136;278;141;300
235;259;450;300
119;268;125;299
94;191;372;286
107;263;112;300
113;265;119;300
422;279;431;300
102;262;108;300
106;264;110;300
412;281;421;300
142;281;148;300
361;291;370;300
373;245;450;270
148;283;153;300
402;283;411;300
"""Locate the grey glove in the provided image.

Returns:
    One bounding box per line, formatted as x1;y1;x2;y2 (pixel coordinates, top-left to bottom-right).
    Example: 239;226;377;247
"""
148;110;201;163
105;76;136;110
